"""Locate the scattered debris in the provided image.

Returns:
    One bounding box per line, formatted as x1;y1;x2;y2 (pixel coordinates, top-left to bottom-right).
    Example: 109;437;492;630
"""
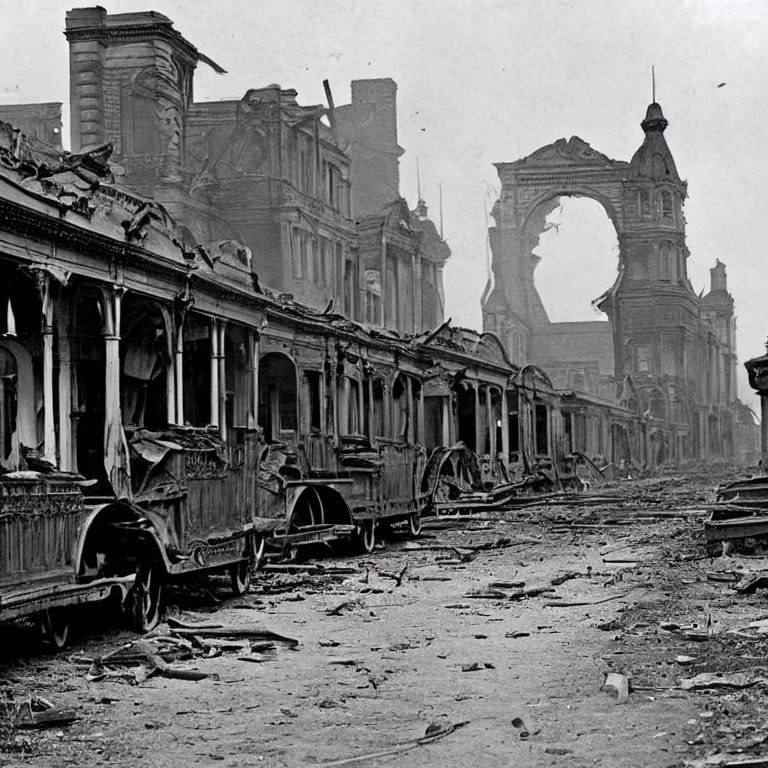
378;564;409;586
602;672;630;704
310;720;469;767
679;672;767;691
544;590;637;608
14;698;77;729
550;571;581;586
511;716;530;739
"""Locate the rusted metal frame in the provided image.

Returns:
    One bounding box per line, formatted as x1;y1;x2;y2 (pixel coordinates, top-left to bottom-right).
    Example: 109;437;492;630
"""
705;516;768;542
0;574;135;622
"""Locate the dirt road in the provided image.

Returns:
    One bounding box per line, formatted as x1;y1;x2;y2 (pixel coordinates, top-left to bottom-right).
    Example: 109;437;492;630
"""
3;472;768;768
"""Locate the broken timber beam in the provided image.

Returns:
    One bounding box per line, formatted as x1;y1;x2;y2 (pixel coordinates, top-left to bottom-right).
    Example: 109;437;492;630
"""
705;515;768;542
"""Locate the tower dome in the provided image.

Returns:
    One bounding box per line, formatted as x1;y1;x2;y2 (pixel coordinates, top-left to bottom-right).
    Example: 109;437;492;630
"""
629;101;679;181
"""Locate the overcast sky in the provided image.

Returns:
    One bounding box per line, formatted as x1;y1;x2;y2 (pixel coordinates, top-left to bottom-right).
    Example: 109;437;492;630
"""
3;0;767;401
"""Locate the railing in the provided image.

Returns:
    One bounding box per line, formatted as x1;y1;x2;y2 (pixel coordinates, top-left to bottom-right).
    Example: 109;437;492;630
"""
377;440;422;505
0;479;83;583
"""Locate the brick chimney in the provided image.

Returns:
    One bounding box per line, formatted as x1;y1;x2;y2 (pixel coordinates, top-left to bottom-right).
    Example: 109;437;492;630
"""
336;78;404;216
64;7;220;189
710;259;728;293
65;7;108;151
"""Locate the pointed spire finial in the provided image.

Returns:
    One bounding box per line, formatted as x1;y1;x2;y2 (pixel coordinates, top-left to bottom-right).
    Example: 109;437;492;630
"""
416;157;422;201
652;65;656;103
439;183;444;239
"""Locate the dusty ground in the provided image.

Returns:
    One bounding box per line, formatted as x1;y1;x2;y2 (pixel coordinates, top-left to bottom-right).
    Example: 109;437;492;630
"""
3;465;768;768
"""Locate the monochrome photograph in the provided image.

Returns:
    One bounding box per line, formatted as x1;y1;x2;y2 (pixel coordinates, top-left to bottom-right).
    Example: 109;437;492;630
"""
0;2;767;766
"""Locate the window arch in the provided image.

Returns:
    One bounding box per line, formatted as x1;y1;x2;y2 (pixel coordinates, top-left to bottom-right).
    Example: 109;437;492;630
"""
0;339;35;470
659;190;673;221
259;352;298;442
637;189;651;219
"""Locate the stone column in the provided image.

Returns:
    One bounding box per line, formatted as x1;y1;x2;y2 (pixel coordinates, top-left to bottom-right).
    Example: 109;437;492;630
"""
175;322;185;426
161;307;176;426
39;276;56;465
367;375;375;439
249;330;260;429
341;375;351;435
406;376;415;444
474;384;482;454
29;270;59;465
416;385;425;445
57;330;74;471
103;287;129;497
441;397;450;446
501;389;510;461
217;322;227;440
210;318;220;428
357;375;365;435
486;387;495;458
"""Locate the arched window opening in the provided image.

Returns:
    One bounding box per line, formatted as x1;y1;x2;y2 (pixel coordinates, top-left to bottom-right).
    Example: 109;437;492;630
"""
303;370;322;432
225;326;252;432
532;196;619;324
259;352;297;443
391;375;409;442
182;314;212;428
636;343;651;374
659;243;671;281
660;190;673;220
348;377;361;435
491;388;502;456
0;347;18;468
454;381;476;451
534;401;549;455
121;295;169;430
121;80;161;155
75;287;107;485
372;378;385;438
507;389;520;455
637;189;651;219
412;379;422;444
649;389;666;420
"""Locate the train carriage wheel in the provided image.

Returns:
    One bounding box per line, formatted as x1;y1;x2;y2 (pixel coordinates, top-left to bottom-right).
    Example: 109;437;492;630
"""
42;608;72;650
230;558;252;596
252;535;267;571
357;520;376;554
408;510;423;537
129;560;163;633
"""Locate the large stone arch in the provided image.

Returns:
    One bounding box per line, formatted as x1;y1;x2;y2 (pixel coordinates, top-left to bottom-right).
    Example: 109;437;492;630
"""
484;136;629;338
520;185;622;237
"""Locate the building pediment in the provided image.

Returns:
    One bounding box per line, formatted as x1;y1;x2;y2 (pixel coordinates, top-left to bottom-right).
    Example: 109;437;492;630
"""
511;136;620;169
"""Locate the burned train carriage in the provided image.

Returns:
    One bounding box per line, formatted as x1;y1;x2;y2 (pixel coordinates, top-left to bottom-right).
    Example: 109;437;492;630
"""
0;123;565;645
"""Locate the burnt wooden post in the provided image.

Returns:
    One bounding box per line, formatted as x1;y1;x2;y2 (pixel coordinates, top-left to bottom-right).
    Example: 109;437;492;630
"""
217;321;227;440
34;271;56;464
249;328;261;430
405;375;414;444
441;396;450;446
501;388;510;462
486;386;494;457
473;383;482;453
56;297;74;471
210;318;220;429
366;373;375;440
103;284;129;496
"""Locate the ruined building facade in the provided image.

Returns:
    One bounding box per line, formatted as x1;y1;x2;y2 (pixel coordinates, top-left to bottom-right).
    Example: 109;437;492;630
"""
63;8;446;335
482;102;752;464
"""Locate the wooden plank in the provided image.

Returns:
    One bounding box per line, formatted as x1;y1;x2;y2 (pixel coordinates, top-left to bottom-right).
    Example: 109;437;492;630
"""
705;515;768;542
